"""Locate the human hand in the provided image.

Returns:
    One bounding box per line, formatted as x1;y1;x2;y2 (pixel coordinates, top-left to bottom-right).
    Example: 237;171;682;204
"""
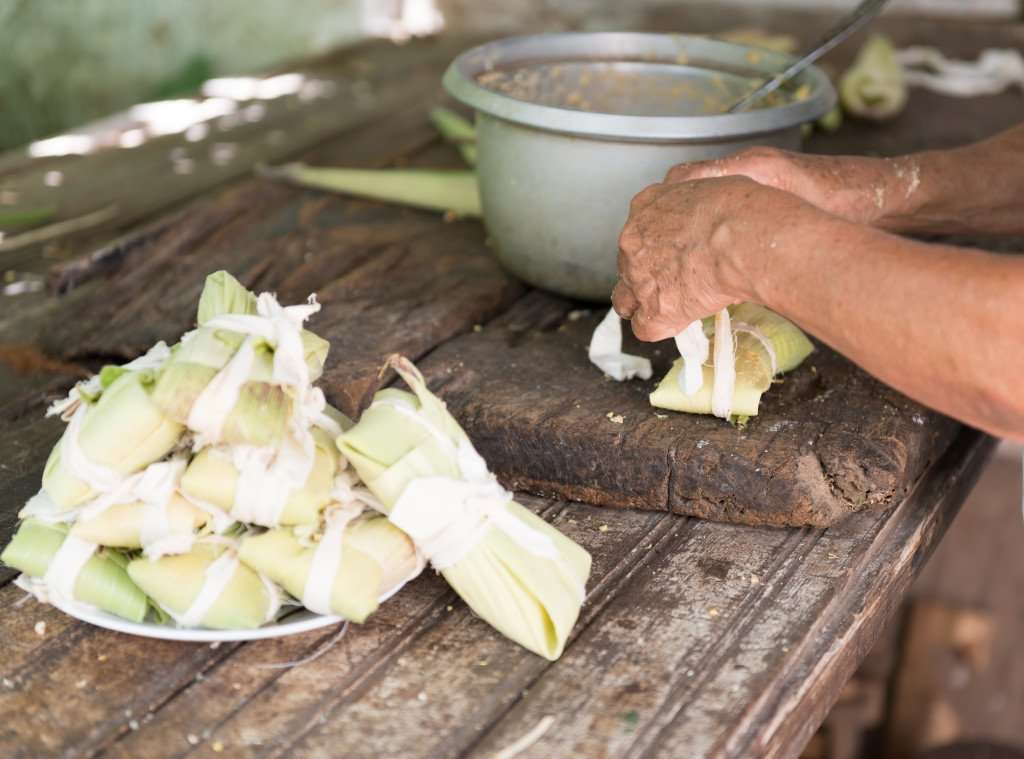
612;174;825;341
663;146;919;231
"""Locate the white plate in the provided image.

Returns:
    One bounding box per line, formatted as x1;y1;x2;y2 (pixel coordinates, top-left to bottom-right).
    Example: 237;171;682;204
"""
55;599;343;642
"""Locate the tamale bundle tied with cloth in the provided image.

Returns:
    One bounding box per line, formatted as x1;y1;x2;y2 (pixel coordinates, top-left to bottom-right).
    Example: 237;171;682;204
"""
2;271;422;631
590;303;813;423
338;355;592;660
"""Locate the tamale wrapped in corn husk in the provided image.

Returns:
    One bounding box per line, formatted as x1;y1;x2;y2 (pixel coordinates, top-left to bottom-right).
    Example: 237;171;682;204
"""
181;427;341;527
337;356;591;660
43;364;184;510
128;543;280;630
71;492;209;550
151;271;330;448
2;519;150;622
651;303;813;419
840;35;907;121
238;509;421;622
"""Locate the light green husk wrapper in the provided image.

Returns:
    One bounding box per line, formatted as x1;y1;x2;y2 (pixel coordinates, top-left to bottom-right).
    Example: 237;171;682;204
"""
1;519;150;622
180;428;341;526
128;544;275;630
238;514;418;623
42;370;184;510
839;34;907;121
650;303;813;419
151;272;330;447
337;356;591;660
71;493;209;548
261;163;482;218
429;106;478;166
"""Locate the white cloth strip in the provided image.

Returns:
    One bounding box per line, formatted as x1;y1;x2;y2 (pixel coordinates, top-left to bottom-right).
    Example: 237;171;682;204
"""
230;434;315;527
43;534;99;605
674;320;710;396
710;308;736;420
188;335;257;449
732;321;778;376
587;309;653;382
171;551;240;628
897;47;1024;97
302;503;364;616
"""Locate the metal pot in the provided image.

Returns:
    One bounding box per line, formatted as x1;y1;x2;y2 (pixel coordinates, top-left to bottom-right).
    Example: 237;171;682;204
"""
443;32;836;302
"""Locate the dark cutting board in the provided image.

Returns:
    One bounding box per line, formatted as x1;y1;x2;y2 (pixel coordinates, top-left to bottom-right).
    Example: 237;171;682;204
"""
417;291;961;528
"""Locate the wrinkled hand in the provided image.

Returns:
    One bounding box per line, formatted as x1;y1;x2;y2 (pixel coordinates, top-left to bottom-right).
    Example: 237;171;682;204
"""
663;146;914;229
612;174;822;342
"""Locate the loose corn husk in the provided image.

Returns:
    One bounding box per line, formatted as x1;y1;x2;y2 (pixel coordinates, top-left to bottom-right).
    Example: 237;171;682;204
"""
181;427;341;526
2;519;150;622
43;369;184;510
651;303;814;419
71;493;209;549
337;356;591;660
261;163;482;218
151;272;329;447
128;544;278;630
238;512;419;623
840;35;907;121
429;106;478;166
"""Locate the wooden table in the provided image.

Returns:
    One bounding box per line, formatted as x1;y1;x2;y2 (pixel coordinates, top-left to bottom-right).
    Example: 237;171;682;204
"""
0;6;1017;758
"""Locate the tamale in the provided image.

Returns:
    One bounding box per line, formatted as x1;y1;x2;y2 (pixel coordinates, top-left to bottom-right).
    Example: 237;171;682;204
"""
128;543;280;630
2;519;150;622
338;356;591;660
840;35;907;121
650;303;814;419
71;492;209;550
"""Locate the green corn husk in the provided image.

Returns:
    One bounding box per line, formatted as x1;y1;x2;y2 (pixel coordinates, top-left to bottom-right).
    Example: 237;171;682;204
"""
1;519;150;622
261;163;482;218
181;427;341;526
151;273;330;447
128;544;276;630
839;35;907;121
650;303;814;419
429;106;478;166
337;356;591;660
238;513;418;623
71;493;209;548
43;370;184;510
816;104;844;133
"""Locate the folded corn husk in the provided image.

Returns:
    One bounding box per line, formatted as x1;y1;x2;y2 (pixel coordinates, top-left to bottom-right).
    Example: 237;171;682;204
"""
238;505;422;622
71;492;208;550
42;353;184;510
650;303;813;420
337;356;591;660
2;519;150;622
259;164;482;218
128;543;280;630
840;35;907;121
181;427;341;527
152;271;330;448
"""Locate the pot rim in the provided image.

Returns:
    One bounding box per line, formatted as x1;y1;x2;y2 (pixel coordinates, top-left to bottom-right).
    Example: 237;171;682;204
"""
443;32;836;142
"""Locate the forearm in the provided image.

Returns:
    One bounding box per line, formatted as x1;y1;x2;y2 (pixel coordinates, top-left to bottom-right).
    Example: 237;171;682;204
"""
741;215;1024;439
878;124;1024;236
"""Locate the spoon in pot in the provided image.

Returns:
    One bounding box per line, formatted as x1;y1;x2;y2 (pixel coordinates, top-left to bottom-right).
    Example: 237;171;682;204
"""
727;0;890;113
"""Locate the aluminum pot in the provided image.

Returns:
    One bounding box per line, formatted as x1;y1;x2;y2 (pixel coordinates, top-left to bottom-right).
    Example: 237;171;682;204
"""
443;32;836;302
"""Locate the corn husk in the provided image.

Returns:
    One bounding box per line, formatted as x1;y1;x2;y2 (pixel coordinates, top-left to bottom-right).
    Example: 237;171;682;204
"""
181;427;341;526
429;106;478;166
128;544;278;630
71;492;209;549
651;303;813;419
42;369;184;510
840;35;907;121
260;163;482;218
1;519;150;622
337;356;591;660
238;512;419;623
151;272;330;447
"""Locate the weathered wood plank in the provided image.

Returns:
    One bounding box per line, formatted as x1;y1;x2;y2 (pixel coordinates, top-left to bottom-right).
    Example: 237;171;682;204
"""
463;429;994;759
415;292;960;527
